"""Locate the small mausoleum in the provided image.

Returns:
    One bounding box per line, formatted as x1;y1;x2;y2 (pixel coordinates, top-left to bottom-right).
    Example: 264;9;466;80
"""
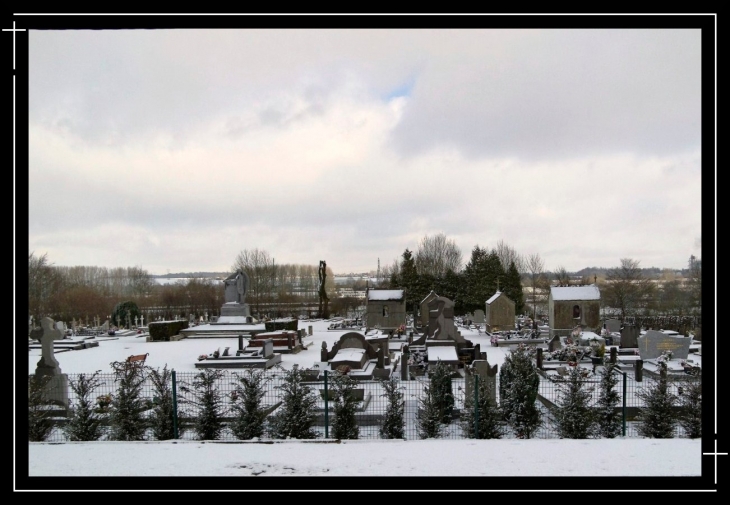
484;291;515;332
548;284;601;339
365;289;406;331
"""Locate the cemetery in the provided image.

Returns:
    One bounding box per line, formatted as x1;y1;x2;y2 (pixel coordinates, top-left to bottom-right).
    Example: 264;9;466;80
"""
27;263;702;443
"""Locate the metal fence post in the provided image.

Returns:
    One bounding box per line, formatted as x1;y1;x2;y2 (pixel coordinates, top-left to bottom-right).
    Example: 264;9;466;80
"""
622;370;627;437
324;370;329;439
172;369;179;439
474;375;479;439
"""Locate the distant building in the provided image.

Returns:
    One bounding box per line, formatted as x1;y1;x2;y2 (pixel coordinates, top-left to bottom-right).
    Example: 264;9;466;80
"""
485;291;515;332
365;289;406;331
548;284;601;338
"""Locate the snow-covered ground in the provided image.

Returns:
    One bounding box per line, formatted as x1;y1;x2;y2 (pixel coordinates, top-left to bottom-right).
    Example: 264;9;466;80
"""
22;319;706;487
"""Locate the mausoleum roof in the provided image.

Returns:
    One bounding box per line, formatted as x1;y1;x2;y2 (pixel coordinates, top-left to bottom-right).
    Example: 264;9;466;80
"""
367;289;405;301
550;284;600;301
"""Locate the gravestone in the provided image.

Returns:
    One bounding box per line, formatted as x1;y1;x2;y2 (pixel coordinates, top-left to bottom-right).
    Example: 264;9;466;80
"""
101;320;109;332
262;339;274;359
464;359;498;405
30;317;69;408
548;334;562;352
620;324;639;348
605;318;621;333
637;330;692;360
140;314;144;326
472;309;485;324
54;321;67;333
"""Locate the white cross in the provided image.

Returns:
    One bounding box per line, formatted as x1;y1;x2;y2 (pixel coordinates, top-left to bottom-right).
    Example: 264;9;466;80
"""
703;439;727;485
2;21;26;71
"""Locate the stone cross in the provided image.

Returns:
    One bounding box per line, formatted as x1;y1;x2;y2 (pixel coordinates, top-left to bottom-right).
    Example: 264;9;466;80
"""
135;315;139;327
140;314;144;326
33;317;63;374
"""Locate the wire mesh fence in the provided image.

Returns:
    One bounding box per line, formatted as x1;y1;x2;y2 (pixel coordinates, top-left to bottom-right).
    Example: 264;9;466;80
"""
28;365;700;443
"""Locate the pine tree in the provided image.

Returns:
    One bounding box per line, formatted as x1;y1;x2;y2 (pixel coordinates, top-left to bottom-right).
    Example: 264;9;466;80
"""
460;375;503;439
595;363;622;438
677;374;701;439
64;371;106;441
379;375;405;439
553;366;596;439
417;379;445;439
635;362;678;438
503;261;525;315
329;372;360;440
428;360;455;423
268;366;319;439
148;365;179;440
229;368;270;440
28;375;56;442
499;344;543;438
108;361;149;441
179;368;227;441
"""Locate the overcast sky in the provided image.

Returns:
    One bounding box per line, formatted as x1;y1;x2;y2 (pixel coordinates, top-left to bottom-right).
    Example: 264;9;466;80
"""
26;26;705;275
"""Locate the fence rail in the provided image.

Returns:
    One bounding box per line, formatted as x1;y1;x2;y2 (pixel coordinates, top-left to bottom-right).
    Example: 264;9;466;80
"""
29;368;700;443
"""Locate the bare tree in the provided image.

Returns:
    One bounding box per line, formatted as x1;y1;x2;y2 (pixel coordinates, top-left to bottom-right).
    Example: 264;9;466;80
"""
232;248;274;317
415;233;463;277
28;252;63;327
553;266;571;287
494;240;525;274
602;258;656;322
687;254;701;316
525;253;548;320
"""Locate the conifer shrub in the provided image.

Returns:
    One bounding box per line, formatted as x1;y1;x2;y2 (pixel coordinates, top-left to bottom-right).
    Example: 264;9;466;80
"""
329;371;360;440
28;375;56;442
635;359;678;438
179;368;227;440
416;377;444;439
553;366;596;439
148;365;180;440
677;373;701;439
499;343;543;438
379;375;405;440
595;363;622;438
428;360;455;423
64;371;106;441
108;361;150;441
460;375;503;439
267;366;319;439
229;368;270;440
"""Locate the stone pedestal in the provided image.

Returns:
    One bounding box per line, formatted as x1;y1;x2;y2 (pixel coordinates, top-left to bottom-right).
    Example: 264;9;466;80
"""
220;302;251;317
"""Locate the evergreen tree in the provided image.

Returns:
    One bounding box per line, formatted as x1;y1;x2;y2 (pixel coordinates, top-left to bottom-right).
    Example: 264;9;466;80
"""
111;300;141;328
503;261;525;315
461;246;493;314
180;368;227;441
635;361;678;438
64;371;106;441
268;366;319;439
28;375;56;442
417;378;445;439
379;375;405;439
553;366;596;439
595;364;622;438
329;372;360;440
460;375;503;439
229;368;270;440
108;361;149;441
428;360;455;423
677;374;701;439
499;344;543;438
148;365;179;440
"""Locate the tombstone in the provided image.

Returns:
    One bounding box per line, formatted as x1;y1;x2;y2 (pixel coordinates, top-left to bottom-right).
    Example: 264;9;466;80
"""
548;334;562;352
321;341;328;362
222;347;230;357
377;345;384;368
472;309;485;324
605;318;621;333
464;359;498;405
30;317;69;408
189;314;195;324
101;320;109;332
200;315;205;324
262;339;274;359
54;321;66;333
620;324;639;348
205;312;209;322
401;344;410;380
308;325;313;336
140;314;144;327
637;330;692;360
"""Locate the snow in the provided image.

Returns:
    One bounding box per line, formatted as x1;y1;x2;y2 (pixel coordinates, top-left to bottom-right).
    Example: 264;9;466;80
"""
486;291;502;304
426;346;459;362
367;289;405;301
550;284;601;301
23;319;703;485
